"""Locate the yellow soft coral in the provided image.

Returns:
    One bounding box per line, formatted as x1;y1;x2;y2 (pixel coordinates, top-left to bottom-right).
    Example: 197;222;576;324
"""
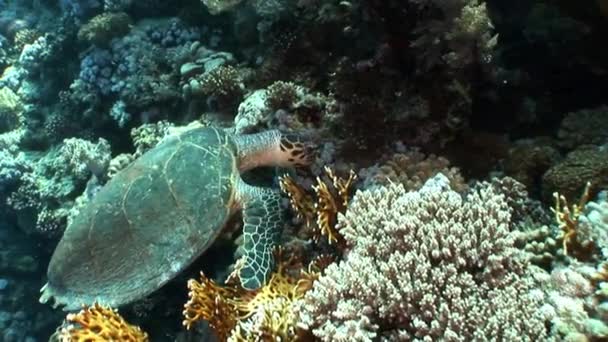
59;303;148;342
183;254;325;341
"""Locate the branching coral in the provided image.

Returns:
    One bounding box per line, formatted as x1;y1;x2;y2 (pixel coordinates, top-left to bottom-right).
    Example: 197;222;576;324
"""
6;137;111;235
107;153;134;179
265;80;300;112
0;147;29;191
545;263;608;340
578;191;608;259
296;174;553;341
13;28;39;55
59;303;148;341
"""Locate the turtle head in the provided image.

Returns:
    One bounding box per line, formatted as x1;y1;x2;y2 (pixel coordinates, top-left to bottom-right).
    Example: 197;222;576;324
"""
276;133;316;168
236;130;316;171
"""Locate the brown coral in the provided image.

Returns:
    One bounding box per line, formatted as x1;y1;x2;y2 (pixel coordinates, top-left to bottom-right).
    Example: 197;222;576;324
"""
59;303;148;341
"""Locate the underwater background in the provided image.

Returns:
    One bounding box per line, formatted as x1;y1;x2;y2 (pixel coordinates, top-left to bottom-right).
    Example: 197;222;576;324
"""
0;0;607;340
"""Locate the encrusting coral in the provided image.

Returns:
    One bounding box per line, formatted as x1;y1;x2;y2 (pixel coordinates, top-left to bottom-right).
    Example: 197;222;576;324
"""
296;173;553;341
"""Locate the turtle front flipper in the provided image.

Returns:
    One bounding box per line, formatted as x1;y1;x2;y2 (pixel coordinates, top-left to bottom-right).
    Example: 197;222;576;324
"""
236;181;283;290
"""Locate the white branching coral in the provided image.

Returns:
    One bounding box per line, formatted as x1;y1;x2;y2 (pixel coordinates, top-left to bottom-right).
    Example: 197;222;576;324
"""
296;174;554;341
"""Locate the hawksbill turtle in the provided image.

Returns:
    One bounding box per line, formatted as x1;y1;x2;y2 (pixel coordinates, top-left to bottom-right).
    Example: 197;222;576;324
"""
40;125;314;310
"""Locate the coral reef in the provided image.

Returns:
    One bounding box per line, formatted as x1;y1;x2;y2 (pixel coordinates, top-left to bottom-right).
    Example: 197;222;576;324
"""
0;0;607;339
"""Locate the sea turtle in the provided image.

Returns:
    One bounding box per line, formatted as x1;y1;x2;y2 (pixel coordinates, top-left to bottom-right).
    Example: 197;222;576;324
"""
40;125;314;310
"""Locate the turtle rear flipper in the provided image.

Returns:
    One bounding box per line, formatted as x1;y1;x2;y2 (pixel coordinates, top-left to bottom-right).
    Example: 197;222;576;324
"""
236;181;282;290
